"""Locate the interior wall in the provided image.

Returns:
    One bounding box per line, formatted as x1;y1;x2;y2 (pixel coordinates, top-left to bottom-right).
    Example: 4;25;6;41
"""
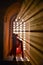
3;2;21;59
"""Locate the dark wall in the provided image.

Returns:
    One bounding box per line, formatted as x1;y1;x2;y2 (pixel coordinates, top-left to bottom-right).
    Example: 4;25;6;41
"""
0;0;23;60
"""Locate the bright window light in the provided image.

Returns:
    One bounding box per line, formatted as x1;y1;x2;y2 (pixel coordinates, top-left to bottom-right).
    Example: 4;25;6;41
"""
13;22;15;33
23;22;26;50
20;22;22;40
15;19;17;21
16;22;19;34
13;21;26;50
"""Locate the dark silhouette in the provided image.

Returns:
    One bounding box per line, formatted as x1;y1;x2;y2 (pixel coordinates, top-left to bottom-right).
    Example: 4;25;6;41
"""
7;34;24;60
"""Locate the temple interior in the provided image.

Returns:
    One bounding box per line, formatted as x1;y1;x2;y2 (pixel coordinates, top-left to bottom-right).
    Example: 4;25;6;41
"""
0;0;43;65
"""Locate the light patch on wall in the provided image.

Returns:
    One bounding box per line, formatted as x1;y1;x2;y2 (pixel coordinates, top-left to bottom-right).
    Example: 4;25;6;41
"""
13;22;15;33
13;21;26;50
23;22;26;50
20;22;22;40
16;22;19;34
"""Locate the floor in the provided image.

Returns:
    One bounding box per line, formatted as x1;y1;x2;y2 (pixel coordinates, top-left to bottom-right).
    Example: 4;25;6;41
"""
8;55;30;61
